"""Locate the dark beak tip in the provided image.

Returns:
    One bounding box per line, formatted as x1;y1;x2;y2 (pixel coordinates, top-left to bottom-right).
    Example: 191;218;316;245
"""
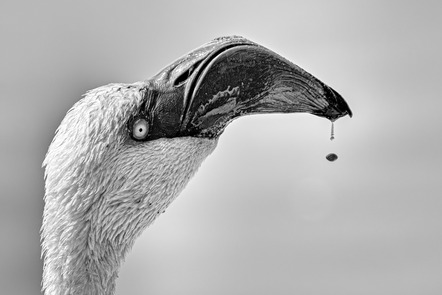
339;98;353;119
334;103;353;121
325;86;353;120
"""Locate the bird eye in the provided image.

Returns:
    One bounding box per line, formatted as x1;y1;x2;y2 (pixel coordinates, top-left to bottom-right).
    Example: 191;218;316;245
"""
132;118;149;140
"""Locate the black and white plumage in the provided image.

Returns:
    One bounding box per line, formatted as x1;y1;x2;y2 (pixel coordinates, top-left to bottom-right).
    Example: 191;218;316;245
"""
42;36;352;295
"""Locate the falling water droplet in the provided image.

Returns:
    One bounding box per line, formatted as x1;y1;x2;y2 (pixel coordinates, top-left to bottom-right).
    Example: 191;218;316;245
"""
326;153;338;162
326;121;338;162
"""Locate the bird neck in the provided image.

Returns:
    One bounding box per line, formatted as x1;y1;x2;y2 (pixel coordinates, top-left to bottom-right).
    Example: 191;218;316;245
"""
42;136;219;295
41;204;130;295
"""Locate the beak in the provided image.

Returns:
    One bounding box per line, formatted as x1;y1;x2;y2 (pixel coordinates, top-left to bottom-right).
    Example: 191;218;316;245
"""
145;36;352;140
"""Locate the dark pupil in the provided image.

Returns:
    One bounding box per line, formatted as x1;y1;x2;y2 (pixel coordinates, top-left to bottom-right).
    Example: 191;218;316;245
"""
138;127;143;133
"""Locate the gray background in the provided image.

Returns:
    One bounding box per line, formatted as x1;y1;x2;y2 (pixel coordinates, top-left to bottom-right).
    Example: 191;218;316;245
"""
1;0;441;294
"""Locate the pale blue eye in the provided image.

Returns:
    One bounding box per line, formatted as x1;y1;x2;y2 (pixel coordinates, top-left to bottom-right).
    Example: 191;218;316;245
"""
132;118;149;140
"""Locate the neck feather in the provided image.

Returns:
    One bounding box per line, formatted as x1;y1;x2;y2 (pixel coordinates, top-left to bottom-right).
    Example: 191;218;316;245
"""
42;136;217;295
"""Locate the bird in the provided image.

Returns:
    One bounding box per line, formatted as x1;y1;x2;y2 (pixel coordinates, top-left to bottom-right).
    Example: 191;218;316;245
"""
41;36;352;295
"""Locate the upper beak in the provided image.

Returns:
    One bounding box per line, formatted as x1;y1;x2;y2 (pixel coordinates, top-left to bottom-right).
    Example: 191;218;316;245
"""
145;36;352;140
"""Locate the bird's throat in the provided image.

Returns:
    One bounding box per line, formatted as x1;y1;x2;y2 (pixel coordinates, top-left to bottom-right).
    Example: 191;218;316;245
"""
41;209;127;295
42;137;218;295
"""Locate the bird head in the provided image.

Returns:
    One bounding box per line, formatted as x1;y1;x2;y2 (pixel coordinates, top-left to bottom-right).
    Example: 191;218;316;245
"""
42;36;352;295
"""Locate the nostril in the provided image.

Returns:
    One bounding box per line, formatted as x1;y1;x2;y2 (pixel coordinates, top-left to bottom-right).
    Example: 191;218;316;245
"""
173;60;203;87
174;66;194;87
